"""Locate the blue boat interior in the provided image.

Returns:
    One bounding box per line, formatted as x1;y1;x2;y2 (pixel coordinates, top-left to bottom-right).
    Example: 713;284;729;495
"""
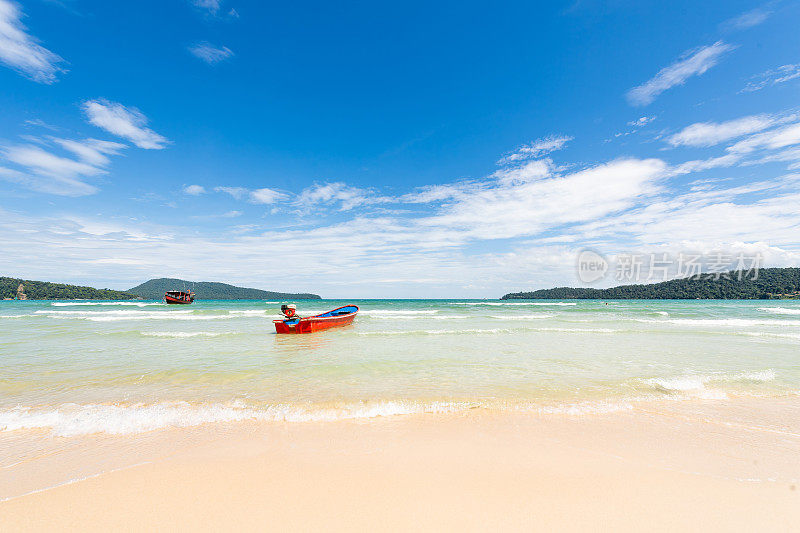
316;306;358;317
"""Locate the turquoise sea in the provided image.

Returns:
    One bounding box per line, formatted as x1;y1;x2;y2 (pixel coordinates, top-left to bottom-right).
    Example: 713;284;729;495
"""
1;299;798;436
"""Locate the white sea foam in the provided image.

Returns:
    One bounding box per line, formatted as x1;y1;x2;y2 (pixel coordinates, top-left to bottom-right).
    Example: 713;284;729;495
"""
489;314;555;320
534;327;620;333
534;401;634;416
35;310;234;322
759;307;800;316
141;331;232;338
452;302;577;306
737;332;800;340
227;310;269;316
636;318;800;327
358;328;512;336
359;310;439;315
0;401;470;436
51;302;162;307
643;370;776;394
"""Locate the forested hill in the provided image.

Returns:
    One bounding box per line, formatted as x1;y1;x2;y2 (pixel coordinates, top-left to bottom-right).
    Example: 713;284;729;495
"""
501;268;800;300
127;278;321;300
0;277;137;300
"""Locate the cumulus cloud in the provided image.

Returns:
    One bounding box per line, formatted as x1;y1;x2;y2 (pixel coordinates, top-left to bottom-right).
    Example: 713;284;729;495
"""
626;42;735;106
82;99;169;150
667;115;778;147
497;135;572;165
188;42;234;64
0;0;65;83
183;184;206;195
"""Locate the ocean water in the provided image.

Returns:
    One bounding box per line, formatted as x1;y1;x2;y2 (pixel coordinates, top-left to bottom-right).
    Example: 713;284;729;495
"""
1;299;798;436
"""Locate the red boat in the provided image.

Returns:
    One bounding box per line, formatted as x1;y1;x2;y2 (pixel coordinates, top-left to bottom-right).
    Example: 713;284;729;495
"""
164;290;195;304
274;305;358;334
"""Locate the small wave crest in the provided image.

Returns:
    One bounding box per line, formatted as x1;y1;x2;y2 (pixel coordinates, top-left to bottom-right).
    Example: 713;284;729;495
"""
759;307;800;316
358;328;512;336
359;310;439;315
51;302;162;307
642;370;776;396
0;401;470;436
140;331;234;338
489;314;555;320
452;302;577;306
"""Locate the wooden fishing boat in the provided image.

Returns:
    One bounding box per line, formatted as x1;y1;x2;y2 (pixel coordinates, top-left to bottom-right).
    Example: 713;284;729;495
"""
164;290;195;304
274;305;358;334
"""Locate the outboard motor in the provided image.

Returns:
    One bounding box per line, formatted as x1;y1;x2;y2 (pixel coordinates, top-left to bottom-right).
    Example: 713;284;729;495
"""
281;304;297;318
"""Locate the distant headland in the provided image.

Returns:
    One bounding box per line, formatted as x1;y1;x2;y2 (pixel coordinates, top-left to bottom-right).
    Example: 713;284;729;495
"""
1;277;321;300
127;278;320;300
502;268;800;300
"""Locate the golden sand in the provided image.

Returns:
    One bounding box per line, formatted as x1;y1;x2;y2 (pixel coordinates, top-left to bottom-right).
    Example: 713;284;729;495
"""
2;400;799;531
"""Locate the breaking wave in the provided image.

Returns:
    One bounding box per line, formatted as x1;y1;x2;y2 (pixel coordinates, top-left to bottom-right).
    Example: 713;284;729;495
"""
452;302;577;306
140;331;236;338
759;307;800;316
642;370;776;397
0;401;471;437
51;302;162;307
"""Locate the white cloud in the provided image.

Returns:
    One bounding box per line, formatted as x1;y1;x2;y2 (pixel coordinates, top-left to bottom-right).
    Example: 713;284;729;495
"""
626;42;735;106
727;121;800;154
82;99;169;150
0;0;65;83
214;186;289;205
250;188;288;205
723;7;771;30
294;182;385;212
214;186;249;199
188;42;234;64
0;143;104;196
628;116;655;127
191;0;221;14
742;63;800;93
51;138;126;166
0;137;131;196
421;158;667;240
183;184;206;195
3;126;800;296
497;135;572;165
667;114;777;147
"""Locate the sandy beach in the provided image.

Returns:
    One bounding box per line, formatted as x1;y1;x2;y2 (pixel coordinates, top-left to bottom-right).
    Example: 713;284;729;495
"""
3;398;799;532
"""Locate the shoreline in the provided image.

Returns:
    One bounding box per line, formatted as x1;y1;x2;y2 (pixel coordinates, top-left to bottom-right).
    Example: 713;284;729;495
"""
2;398;799;531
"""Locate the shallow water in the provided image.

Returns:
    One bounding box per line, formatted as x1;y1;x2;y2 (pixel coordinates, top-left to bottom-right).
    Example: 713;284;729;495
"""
1;299;798;436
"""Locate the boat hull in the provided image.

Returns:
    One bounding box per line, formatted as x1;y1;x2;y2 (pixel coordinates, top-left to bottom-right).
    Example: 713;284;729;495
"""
274;306;358;334
164;294;194;304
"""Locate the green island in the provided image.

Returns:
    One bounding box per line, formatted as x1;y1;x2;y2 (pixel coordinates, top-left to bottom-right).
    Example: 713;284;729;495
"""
502;267;800;300
1;277;137;300
1;276;321;300
127;278;321;300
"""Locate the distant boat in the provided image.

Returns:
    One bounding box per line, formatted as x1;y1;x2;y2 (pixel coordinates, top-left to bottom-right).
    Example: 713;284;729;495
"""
274;305;358;334
164;290;195;304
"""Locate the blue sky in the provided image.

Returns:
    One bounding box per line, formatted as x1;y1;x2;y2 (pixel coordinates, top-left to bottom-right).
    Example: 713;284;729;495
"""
1;0;799;297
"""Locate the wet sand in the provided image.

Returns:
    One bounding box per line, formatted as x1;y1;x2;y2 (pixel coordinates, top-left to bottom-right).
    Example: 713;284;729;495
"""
2;399;800;532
